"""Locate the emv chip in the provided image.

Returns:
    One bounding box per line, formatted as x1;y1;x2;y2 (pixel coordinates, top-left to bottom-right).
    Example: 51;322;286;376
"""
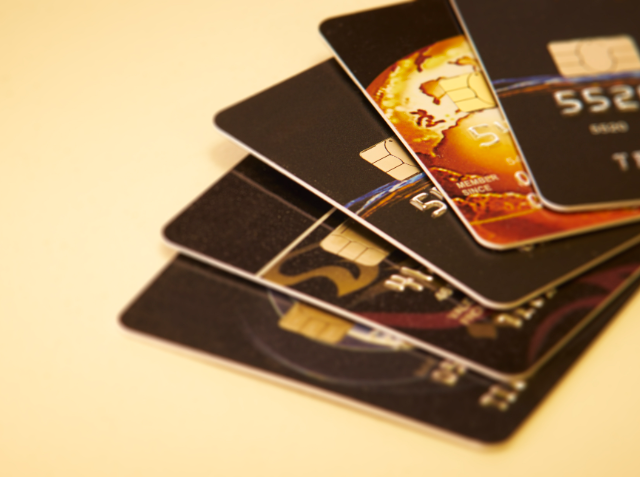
439;72;496;112
320;221;391;266
548;35;640;77
359;138;420;181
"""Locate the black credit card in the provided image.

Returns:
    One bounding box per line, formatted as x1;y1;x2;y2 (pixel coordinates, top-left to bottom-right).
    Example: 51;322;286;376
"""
120;253;640;444
163;155;640;382
451;0;640;211
214;60;640;309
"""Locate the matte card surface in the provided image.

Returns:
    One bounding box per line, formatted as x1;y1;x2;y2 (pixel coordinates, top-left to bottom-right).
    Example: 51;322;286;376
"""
120;254;640;444
320;0;640;242
214;62;640;308
451;0;640;211
163;155;640;382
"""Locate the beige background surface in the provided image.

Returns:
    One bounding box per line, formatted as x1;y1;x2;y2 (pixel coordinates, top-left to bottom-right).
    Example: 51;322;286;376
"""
2;0;640;475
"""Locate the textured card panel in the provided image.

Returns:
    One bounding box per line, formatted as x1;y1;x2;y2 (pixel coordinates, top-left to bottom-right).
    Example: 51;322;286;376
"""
120;254;640;443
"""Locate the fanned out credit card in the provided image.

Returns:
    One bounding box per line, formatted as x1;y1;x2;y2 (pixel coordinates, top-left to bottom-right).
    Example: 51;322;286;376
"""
120;253;640;444
450;0;640;212
319;0;640;245
162;155;640;383
214;60;640;309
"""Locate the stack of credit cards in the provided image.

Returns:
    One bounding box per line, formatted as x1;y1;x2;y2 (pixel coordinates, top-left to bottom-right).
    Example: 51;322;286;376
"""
121;0;640;445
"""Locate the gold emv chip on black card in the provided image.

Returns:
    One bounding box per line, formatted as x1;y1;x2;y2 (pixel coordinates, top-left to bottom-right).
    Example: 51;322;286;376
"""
548;35;640;77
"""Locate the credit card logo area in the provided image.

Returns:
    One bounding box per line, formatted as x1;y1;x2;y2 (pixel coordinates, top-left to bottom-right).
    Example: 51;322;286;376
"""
359;138;420;180
437;72;496;113
320;221;392;267
278;302;411;350
548;35;640;77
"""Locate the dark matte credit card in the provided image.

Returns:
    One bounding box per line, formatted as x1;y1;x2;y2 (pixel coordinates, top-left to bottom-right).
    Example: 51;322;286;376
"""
214;60;640;309
451;0;640;211
163;155;640;382
120;253;640;444
319;0;640;245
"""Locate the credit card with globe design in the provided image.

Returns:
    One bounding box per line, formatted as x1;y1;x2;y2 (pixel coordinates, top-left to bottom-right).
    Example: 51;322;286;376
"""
320;0;640;249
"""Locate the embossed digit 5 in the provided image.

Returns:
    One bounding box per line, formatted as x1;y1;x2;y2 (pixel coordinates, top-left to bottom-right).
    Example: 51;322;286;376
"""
468;125;499;147
554;90;583;116
582;87;611;113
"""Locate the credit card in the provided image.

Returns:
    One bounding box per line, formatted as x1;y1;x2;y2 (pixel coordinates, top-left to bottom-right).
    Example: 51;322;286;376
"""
214;61;640;309
450;0;640;211
120;253;640;444
163;155;640;383
319;0;640;244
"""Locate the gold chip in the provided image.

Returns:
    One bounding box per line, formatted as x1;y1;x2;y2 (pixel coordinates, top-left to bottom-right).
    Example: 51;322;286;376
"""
320;221;391;267
359;138;421;180
548;35;640;77
278;302;352;344
438;72;496;112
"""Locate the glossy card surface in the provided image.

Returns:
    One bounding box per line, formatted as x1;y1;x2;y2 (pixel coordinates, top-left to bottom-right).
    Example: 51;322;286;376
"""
451;0;640;211
214;62;640;309
120;254;640;444
163;156;640;382
319;0;640;245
